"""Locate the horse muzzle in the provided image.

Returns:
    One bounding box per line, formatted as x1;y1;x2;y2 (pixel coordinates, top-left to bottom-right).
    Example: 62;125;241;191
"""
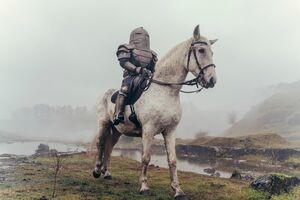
207;76;216;88
199;75;216;89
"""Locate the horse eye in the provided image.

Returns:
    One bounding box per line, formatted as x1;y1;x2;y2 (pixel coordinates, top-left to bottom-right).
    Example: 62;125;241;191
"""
198;48;205;54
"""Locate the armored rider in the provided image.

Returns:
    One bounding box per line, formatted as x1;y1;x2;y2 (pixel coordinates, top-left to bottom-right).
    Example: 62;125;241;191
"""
113;27;157;125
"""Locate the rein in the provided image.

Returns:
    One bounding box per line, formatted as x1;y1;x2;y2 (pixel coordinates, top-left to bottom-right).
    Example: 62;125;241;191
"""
143;40;216;93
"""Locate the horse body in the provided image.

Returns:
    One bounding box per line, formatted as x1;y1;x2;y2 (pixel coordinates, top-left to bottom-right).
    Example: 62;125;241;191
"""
93;26;217;199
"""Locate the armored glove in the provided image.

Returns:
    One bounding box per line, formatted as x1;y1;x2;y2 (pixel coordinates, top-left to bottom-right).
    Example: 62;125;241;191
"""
135;67;152;77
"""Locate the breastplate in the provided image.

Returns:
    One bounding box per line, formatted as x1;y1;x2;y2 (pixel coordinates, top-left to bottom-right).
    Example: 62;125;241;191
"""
132;49;153;68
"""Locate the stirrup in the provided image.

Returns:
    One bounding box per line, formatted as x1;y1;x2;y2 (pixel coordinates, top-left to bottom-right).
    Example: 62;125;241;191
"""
113;113;125;125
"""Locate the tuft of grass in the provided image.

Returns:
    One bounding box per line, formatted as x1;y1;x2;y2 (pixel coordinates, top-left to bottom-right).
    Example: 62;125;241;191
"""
271;186;300;200
287;156;300;164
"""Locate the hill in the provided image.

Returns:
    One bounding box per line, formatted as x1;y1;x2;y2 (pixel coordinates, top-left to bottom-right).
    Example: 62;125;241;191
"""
224;80;300;139
186;133;292;149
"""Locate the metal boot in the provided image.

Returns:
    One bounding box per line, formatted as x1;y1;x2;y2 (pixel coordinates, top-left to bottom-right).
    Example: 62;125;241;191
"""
113;94;126;125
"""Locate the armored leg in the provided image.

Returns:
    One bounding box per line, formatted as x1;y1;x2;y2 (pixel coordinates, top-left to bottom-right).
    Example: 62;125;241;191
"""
113;86;128;125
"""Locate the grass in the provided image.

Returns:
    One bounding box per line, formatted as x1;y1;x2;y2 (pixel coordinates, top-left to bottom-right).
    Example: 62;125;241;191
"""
0;153;299;200
184;133;293;149
287;156;300;164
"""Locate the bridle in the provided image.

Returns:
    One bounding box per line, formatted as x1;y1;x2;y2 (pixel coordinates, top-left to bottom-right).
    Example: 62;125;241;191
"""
143;40;216;93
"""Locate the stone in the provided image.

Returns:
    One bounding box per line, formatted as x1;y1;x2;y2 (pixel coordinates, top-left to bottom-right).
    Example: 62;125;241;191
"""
230;170;242;179
211;172;220;177
35;144;50;154
203;168;216;174
250;173;300;195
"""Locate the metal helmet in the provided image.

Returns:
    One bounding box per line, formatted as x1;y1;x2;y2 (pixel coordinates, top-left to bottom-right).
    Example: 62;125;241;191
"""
129;27;150;50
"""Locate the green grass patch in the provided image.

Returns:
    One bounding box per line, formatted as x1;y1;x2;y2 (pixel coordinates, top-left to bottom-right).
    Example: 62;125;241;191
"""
0;153;298;200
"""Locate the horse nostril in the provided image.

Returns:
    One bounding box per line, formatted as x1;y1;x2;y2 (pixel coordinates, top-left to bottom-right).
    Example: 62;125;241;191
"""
209;78;215;88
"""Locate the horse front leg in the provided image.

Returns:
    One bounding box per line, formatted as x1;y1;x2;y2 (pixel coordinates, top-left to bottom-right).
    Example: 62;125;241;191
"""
163;128;187;200
139;131;154;195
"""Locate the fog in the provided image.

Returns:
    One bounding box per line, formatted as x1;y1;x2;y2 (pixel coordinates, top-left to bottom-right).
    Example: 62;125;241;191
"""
0;1;299;139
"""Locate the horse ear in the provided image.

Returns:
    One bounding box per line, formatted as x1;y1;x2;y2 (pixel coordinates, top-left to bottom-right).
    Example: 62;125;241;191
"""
209;39;218;45
193;25;200;40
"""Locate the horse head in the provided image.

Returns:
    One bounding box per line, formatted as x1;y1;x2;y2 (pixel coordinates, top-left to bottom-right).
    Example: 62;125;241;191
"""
185;25;217;88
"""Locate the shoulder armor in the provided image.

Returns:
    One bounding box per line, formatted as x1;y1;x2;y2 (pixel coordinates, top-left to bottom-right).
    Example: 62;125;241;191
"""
117;44;134;53
116;44;134;60
151;50;158;62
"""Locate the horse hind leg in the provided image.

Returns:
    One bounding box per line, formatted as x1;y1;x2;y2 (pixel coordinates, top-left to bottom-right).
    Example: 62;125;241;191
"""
92;120;110;179
101;123;121;179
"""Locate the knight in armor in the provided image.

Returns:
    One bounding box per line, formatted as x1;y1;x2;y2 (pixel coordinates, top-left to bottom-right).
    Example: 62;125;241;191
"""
113;27;157;125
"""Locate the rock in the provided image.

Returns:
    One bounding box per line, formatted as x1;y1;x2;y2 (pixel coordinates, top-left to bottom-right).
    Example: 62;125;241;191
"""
211;172;220;177
35;144;50;154
250;173;300;195
244;173;255;181
204;168;216;174
35;144;57;156
230;170;242;179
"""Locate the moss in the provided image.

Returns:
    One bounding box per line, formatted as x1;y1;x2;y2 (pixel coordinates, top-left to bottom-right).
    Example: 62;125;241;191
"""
287;156;300;164
271;186;300;200
269;173;292;181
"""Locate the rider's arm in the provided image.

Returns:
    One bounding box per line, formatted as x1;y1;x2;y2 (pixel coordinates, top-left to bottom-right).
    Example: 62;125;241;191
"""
119;58;139;73
116;44;141;74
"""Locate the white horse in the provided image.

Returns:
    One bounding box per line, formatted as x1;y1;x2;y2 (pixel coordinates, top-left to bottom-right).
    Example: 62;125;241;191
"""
92;25;217;200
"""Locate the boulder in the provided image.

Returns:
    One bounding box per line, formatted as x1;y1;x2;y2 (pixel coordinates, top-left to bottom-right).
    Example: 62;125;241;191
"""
35;144;57;156
203;168;216;174
250;173;300;195
211;172;220;177
35;144;50;154
230;170;242;179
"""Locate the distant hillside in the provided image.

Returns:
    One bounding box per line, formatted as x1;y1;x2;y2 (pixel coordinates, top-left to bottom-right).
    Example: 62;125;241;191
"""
224;80;300;139
177;103;231;137
186;133;292;148
0;103;232;141
0;104;96;142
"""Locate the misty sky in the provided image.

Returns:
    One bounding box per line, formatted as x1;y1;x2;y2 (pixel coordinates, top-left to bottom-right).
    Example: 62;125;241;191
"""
0;0;300;119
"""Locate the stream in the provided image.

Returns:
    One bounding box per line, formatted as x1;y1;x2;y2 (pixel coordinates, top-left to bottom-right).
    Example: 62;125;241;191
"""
0;141;235;178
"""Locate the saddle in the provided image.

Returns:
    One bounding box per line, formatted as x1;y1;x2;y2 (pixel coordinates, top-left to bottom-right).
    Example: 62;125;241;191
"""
111;75;147;128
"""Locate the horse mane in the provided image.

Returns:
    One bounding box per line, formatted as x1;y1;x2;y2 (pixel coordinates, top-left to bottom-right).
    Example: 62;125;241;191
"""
154;38;193;81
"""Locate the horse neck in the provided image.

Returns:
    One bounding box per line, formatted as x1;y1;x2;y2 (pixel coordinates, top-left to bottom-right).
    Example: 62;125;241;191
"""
152;38;192;95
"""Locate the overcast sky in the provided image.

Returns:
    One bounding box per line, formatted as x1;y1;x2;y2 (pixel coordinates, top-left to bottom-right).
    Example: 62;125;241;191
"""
0;0;300;119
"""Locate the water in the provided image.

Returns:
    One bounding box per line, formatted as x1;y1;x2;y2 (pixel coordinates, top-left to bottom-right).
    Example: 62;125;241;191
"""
112;149;232;178
0;141;85;156
0;141;232;178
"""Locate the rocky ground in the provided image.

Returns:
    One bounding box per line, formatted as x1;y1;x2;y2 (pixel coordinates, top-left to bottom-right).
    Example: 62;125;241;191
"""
0;152;300;200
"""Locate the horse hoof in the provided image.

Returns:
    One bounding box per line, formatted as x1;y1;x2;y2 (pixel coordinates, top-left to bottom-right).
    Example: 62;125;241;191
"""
139;189;150;195
92;170;101;179
103;175;112;180
175;194;188;200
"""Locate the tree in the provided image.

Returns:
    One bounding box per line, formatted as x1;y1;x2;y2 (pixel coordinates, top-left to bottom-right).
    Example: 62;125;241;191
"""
194;130;208;139
228;111;237;125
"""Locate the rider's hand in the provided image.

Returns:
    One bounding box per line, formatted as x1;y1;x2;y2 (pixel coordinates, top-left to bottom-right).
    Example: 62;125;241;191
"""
141;68;152;77
145;69;153;77
135;67;142;74
136;67;152;77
